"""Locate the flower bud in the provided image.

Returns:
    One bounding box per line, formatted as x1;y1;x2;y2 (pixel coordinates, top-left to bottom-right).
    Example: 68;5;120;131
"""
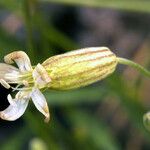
43;47;118;90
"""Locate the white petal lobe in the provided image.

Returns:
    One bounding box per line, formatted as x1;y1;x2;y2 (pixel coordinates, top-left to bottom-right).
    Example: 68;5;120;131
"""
32;64;51;88
0;63;19;82
7;94;17;106
0;97;29;121
4;51;32;72
31;88;50;122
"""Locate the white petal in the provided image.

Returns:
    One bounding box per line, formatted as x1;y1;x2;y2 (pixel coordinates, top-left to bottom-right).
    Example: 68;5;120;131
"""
32;64;51;88
32;68;46;88
15;58;31;72
4;51;32;72
31;88;50;122
16;90;31;99
0;79;10;89
0;63;20;82
7;94;17;106
36;64;51;83
0;97;29;121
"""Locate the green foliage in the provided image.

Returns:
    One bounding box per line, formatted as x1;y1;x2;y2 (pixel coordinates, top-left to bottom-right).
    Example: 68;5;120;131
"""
1;127;29;150
45;86;107;105
0;29;24;60
66;109;121;150
0;0;23;14
43;0;150;13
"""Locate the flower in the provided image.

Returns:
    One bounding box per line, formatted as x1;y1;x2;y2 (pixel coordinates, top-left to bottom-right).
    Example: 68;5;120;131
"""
0;51;50;122
0;47;118;122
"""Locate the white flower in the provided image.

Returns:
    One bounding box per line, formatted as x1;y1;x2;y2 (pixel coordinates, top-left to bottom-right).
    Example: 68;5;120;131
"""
0;51;51;122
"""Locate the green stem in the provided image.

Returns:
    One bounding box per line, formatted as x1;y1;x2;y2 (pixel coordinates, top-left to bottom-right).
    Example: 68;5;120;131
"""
117;57;150;78
23;0;35;58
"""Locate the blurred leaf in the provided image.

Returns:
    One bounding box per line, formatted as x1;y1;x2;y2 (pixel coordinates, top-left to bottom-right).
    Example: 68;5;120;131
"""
66;109;121;150
1;127;29;150
41;24;77;50
25;111;62;150
0;29;24;60
45;86;108;105
32;3;77;51
106;73;150;138
0;0;23;15
43;0;150;13
22;0;77;61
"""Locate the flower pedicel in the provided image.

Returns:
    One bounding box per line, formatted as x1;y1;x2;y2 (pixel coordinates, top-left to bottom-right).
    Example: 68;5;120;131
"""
0;47;150;124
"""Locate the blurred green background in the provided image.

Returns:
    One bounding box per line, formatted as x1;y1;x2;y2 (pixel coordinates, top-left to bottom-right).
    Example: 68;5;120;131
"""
0;0;150;150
